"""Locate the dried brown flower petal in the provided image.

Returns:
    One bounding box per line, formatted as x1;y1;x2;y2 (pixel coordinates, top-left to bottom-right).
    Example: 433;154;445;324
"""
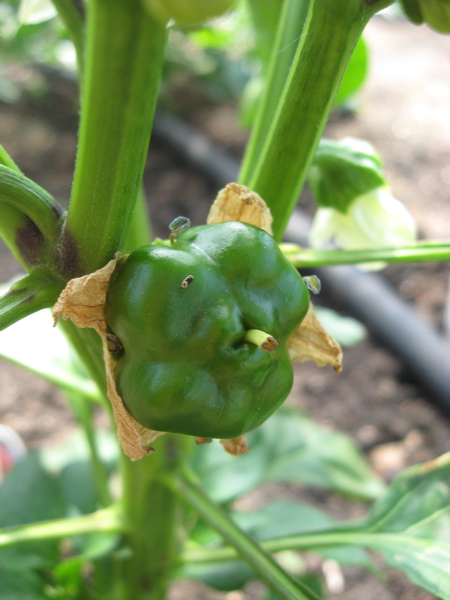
288;304;343;373
220;435;250;456
207;182;273;235
52;254;164;461
194;437;213;445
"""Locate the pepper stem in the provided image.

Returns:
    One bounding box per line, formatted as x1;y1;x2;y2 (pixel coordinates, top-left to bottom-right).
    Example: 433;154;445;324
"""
244;329;278;351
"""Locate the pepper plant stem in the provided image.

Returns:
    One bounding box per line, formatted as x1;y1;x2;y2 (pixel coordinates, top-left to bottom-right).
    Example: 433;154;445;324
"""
181;530;449;567
63;0;166;277
0;165;64;245
0;270;63;331
168;464;320;600
118;435;191;600
240;0;309;184
240;0;382;241
281;242;450;267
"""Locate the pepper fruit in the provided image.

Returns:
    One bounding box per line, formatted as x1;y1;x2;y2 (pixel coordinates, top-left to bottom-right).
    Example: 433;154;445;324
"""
105;221;310;440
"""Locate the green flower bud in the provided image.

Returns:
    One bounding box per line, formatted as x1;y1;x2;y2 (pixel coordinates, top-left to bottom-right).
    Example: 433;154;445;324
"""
398;0;450;34
309;137;385;214
421;0;450;33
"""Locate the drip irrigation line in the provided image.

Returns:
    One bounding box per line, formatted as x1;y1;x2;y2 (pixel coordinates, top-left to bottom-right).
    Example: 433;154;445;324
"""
152;111;450;413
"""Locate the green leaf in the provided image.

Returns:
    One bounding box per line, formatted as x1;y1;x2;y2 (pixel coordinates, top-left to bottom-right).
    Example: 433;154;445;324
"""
0;568;47;600
40;430;118;514
184;456;450;598
346;453;450;599
184;499;374;590
359;453;450;537
53;532;120;592
191;408;384;504
0;304;102;403
309;137;385;213
335;36;368;105
231;500;373;571
367;539;450;599
0;452;68;569
178;558;255;592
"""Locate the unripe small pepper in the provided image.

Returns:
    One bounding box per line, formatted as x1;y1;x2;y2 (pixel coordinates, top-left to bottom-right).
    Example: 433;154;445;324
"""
142;0;236;26
399;0;450;33
105;221;310;440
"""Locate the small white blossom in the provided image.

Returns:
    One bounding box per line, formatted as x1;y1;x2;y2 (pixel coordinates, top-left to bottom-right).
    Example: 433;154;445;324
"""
310;188;417;269
19;0;57;24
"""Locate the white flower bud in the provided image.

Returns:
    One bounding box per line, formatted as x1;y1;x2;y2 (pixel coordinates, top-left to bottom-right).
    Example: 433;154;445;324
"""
310;188;417;270
19;0;57;24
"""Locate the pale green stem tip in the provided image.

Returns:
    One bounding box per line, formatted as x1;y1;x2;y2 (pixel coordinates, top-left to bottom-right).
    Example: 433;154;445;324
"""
244;329;278;351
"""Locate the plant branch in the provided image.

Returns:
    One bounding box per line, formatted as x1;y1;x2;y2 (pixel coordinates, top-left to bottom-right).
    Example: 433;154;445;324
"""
240;0;372;241
0;271;63;331
0;506;123;550
63;0;167;277
168;464;320;600
0;165;64;245
240;0;310;184
280;242;450;268
181;530;449;565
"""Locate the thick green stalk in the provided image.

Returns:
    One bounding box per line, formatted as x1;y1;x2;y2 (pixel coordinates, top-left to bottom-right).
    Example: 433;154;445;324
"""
63;0;166;277
118;435;191;600
240;0;310;184
240;0;377;241
122;186;153;254
169;465;320;600
281;242;450;267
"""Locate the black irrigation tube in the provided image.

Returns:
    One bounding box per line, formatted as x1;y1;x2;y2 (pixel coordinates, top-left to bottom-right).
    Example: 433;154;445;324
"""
152;111;450;412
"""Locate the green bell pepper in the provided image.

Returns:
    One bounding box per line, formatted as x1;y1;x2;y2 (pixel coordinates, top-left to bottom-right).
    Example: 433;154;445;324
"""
105;221;310;439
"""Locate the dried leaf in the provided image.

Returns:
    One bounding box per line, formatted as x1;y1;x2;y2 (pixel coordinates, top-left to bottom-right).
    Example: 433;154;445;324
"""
288;304;343;373
52;254;164;461
207;182;273;235
221;435;250;456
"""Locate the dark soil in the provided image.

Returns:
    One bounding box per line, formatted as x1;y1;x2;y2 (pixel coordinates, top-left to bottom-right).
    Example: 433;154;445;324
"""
0;13;449;600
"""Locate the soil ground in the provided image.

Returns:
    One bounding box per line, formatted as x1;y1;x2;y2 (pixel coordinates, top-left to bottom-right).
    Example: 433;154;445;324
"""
0;12;449;600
